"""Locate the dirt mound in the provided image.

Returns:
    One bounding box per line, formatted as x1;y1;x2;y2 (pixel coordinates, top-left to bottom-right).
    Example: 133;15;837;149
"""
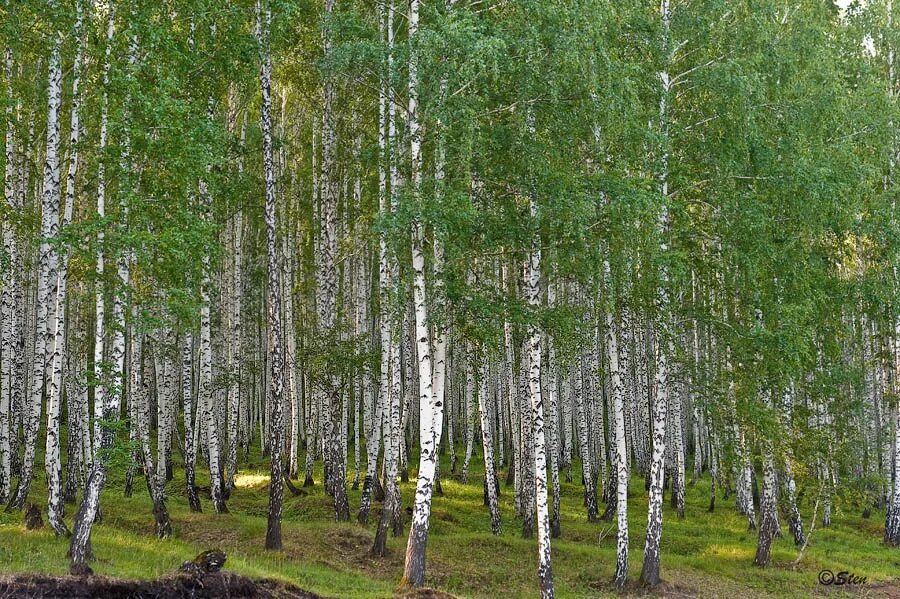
0;572;320;598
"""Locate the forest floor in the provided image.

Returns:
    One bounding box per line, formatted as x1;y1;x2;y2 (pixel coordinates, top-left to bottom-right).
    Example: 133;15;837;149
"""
0;449;898;598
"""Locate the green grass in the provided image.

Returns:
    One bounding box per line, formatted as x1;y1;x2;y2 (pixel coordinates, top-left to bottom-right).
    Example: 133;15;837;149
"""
0;447;897;598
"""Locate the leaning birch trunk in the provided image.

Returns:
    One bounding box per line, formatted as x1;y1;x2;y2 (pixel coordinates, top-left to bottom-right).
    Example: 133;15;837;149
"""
256;0;284;550
640;0;674;587
10;10;63;513
69;164;129;575
525;194;554;599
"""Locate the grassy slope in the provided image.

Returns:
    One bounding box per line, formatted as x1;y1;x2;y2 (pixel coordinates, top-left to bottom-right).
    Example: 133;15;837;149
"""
0;447;896;598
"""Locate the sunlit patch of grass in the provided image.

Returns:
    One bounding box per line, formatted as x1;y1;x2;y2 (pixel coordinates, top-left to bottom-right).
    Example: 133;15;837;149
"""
233;473;271;489
702;543;754;559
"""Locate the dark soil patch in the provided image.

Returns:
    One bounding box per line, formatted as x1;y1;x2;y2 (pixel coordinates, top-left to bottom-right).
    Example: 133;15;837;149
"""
864;582;900;598
819;580;900;597
0;572;320;598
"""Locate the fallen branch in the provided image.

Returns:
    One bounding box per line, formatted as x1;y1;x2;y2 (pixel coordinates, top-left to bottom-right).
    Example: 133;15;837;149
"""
792;495;820;570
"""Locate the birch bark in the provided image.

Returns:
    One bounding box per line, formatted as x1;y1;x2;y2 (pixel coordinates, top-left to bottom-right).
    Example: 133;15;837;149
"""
0;18;16;504
640;0;673;585
525;194;554;599
11;3;63;512
256;0;285;549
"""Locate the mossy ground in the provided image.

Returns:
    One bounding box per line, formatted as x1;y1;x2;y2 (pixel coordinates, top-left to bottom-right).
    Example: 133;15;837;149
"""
0;446;897;598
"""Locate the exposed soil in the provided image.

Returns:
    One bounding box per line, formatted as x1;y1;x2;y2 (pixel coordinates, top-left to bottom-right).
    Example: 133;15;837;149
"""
820;580;900;598
0;572;320;599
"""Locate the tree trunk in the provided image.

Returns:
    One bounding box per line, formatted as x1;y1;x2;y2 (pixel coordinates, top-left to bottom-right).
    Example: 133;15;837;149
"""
182;334;201;512
605;280;628;589
477;357;501;535
257;0;285;550
525;194;554;599
10;11;63;513
0;25;17;505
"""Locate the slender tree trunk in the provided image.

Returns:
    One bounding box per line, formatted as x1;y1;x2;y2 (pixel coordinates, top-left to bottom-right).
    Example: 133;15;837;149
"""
463;345;476;482
401;0;449;582
182;333;201;512
669;368;685;519
573;348;597;521
605;285;629;588
227;211;243;491
360;23;390;523
0;23;17;505
478;356;501;535
754;367;778;564
525;193;554;599
886;313;900;543
70;108;129;570
546;283;562;539
317;0;350;522
10;9;63;513
640;0;673;586
256;0;285;550
373;0;403;555
45;0;84;534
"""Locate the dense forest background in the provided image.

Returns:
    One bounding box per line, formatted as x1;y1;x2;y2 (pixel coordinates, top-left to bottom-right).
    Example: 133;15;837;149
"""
2;0;900;597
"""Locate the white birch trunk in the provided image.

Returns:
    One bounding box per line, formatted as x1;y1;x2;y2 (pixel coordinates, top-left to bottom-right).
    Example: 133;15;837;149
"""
887;287;900;543
546;281;562;539
360;22;389;522
256;0;285;549
45;0;84;532
13;11;63;512
478;355;501;535
640;0;673;586
0;28;16;504
227;210;243;490
182;333;201;511
525;195;554;599
199;235;226;513
402;0;447;579
605;269;629;588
